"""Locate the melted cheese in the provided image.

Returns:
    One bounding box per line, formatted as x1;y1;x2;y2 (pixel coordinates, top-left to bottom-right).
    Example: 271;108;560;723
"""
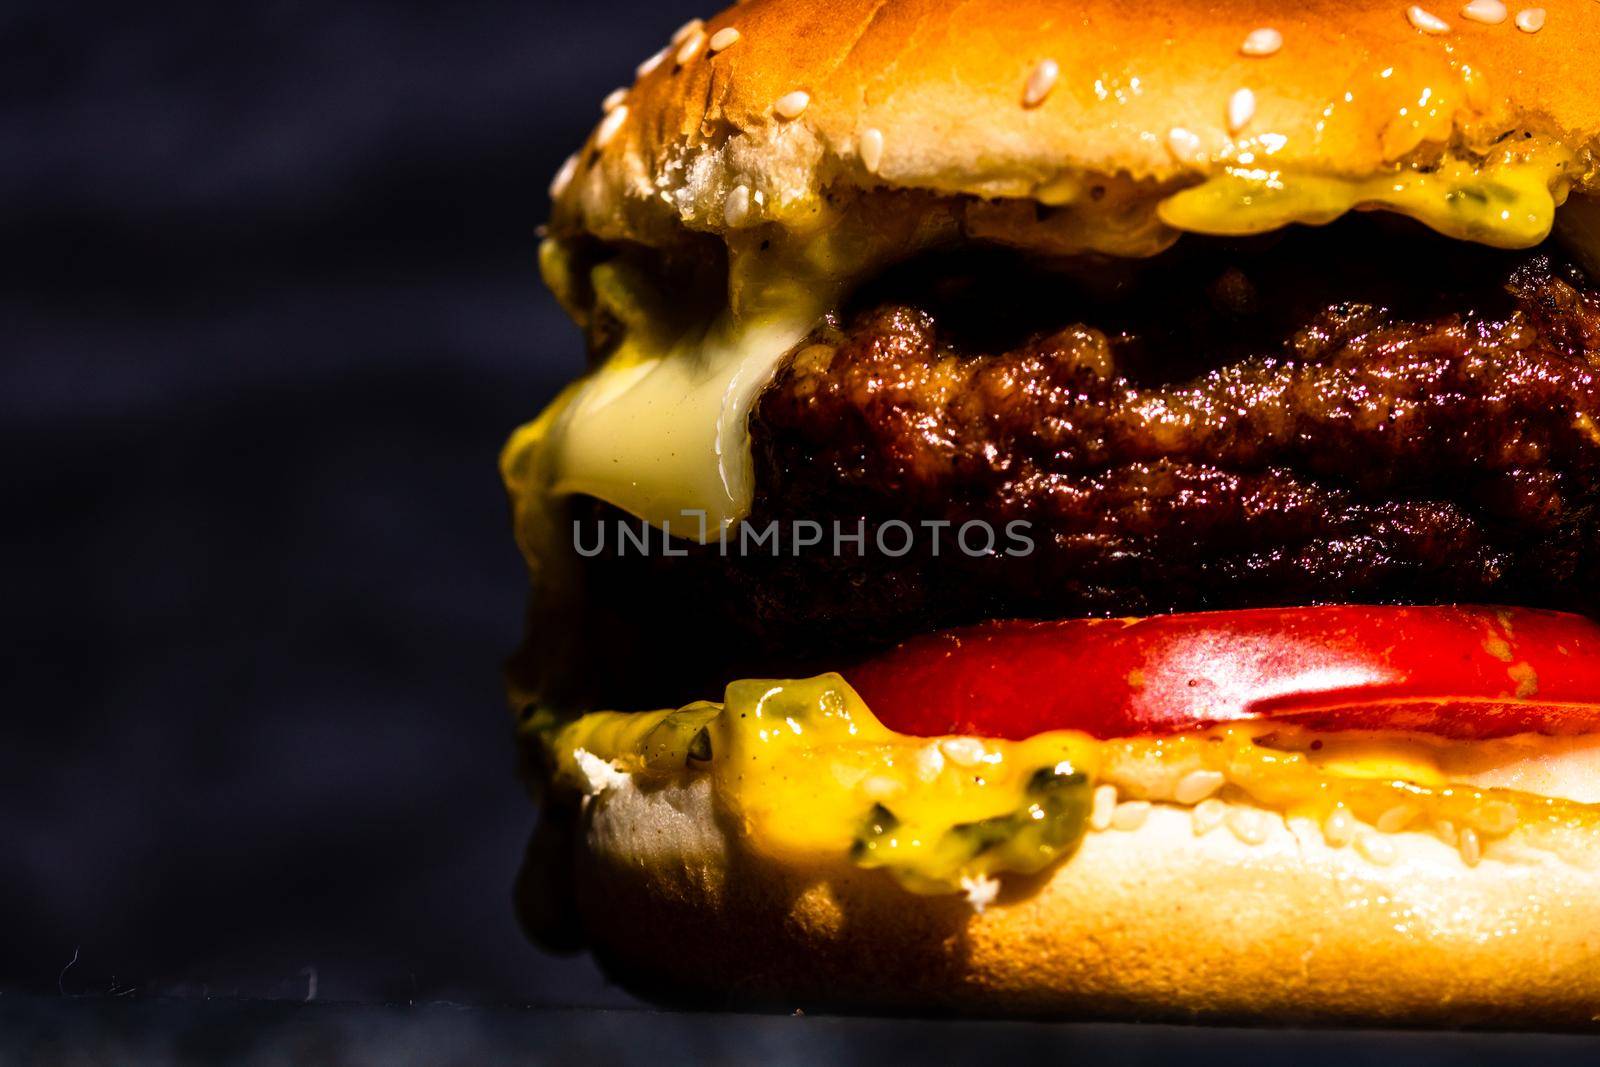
547;674;1598;895
504;253;827;542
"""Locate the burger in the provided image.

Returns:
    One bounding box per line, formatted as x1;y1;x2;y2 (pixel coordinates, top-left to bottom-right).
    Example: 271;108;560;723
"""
504;0;1600;1022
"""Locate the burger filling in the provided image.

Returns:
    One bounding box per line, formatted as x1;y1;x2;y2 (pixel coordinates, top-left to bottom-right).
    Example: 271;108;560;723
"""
531;221;1600;710
508;193;1600;900
550;673;1600;897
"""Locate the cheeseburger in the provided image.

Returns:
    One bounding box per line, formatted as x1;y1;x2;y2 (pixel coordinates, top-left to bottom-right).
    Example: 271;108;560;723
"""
504;0;1600;1022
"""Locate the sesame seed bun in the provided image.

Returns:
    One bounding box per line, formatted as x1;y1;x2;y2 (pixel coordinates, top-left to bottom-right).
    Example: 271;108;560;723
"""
551;0;1600;252
571;776;1600;1023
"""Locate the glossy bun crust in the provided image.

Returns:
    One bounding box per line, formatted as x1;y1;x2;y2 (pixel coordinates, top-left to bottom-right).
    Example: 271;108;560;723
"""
573;778;1600;1023
552;0;1600;248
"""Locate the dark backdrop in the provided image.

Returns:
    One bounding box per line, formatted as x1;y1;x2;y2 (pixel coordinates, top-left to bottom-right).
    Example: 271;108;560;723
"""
9;5;1600;1062
1;0;694;1005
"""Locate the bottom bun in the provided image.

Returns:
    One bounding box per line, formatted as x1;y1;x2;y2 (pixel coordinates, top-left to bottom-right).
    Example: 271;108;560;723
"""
571;776;1600;1024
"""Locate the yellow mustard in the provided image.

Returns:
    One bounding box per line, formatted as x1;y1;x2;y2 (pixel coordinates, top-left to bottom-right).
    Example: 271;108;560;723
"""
544;675;1593;895
1158;143;1573;249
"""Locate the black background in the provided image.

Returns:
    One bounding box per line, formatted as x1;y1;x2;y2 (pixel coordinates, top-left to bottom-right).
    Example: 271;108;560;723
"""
1;0;690;1006
9;4;1600;1060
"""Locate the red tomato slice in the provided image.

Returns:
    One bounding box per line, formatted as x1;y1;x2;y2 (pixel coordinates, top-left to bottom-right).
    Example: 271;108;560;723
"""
842;606;1600;740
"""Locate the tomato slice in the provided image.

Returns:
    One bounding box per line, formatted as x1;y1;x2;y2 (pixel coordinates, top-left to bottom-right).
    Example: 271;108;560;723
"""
842;606;1600;740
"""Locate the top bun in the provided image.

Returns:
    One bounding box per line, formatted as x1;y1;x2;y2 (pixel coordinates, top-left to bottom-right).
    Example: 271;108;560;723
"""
549;0;1600;253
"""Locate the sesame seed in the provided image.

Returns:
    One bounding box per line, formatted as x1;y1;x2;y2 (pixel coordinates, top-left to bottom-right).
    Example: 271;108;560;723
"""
1375;803;1419;833
723;184;752;227
1407;5;1452;34
1322;807;1355;847
1355;831;1397;865
1111;800;1151;831
594;105;627;148
1458;827;1482;867
670;17;704;44
1191;797;1228;836
636;46;670;78
1515;6;1545;31
1471;800;1518;834
1227;87;1256;134
1174;769;1225;804
859;127;885;174
572;747;630;795
1089;784;1118;831
601;87;627;113
1022;58;1059;108
1166;126;1203;163
709;26;742;51
676;30;705;65
940;737;986;767
1461;0;1508;23
548;153;578;200
1240;27;1283;56
861;774;901;800
960;873;1000;913
1227;807;1270;845
774;90;810;119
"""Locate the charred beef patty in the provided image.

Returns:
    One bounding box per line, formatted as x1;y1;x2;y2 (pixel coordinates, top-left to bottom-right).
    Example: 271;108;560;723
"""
747;241;1600;637
556;228;1600;706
